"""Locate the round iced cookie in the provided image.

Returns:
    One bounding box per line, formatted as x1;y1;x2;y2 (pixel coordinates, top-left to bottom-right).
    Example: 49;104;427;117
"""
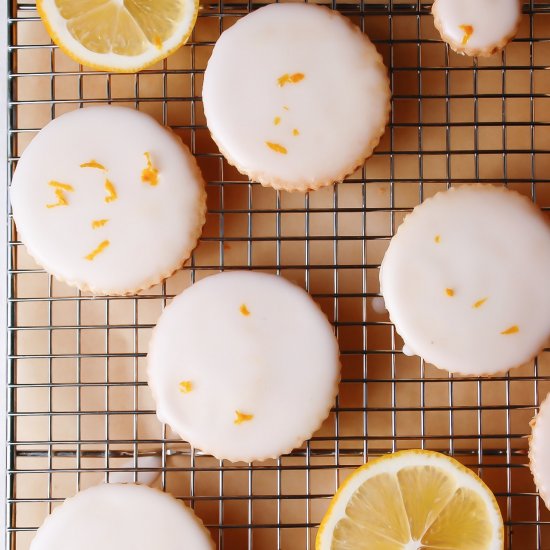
31;483;214;550
147;271;341;462
202;4;390;192
380;185;550;376
530;393;550;510
10;106;206;295
432;0;521;57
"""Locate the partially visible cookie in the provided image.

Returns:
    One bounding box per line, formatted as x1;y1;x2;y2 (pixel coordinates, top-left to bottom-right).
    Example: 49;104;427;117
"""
380;185;550;376
30;483;214;550
432;0;521;57
202;3;390;192
530;393;550;510
147;271;341;462
10;106;206;295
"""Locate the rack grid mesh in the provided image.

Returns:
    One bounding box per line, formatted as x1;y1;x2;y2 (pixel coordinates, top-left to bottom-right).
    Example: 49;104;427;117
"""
5;1;550;548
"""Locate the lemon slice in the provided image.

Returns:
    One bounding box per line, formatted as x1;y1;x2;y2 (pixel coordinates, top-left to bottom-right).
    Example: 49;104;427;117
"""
37;0;199;72
317;450;504;550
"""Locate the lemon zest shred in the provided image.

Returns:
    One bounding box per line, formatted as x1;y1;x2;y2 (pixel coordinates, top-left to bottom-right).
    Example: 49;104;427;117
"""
292;128;300;136
141;152;159;186
234;410;254;425
46;188;69;208
277;74;290;86
445;288;455;297
49;180;74;191
46;181;74;208
80;160;106;171
277;72;305;87
273;116;281;126
179;381;193;394
240;304;251;316
91;219;109;229
265;142;287;155
104;179;117;203
501;325;519;335
434;235;441;244
85;240;110;261
460;24;474;46
473;297;488;309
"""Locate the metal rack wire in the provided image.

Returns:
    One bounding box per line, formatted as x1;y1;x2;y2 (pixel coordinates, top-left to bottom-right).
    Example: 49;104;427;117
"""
5;1;550;548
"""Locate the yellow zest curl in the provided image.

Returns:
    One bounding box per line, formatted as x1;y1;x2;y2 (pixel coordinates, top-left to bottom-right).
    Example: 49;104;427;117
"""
104;179;117;203
91;219;109;229
179;381;193;394
501;325;519;335
240;304;251;316
445;288;455;297
292;129;300;136
141;152;159;186
85;240;110;261
460;24;474;46
80;160;106;171
46;181;74;208
234;410;254;425
273;116;281;126
49;181;74;191
265;142;287;155
277;72;305;87
46;189;68;208
473;297;488;309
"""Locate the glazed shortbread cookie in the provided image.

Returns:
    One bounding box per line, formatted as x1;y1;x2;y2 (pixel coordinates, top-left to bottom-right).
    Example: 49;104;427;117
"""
380;185;550;376
432;0;521;57
202;3;390;192
147;271;341;462
11;106;206;295
530;393;550;510
31;483;214;550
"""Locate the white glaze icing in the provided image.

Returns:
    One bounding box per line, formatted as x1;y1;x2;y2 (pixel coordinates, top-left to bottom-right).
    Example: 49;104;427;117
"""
530;393;550;510
107;455;162;485
372;296;386;314
147;271;340;462
202;3;390;191
30;483;214;550
402;344;416;357
380;185;550;376
10;106;206;295
432;0;521;55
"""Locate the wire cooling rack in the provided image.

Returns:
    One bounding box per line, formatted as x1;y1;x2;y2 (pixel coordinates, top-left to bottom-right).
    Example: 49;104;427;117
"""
5;1;550;548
